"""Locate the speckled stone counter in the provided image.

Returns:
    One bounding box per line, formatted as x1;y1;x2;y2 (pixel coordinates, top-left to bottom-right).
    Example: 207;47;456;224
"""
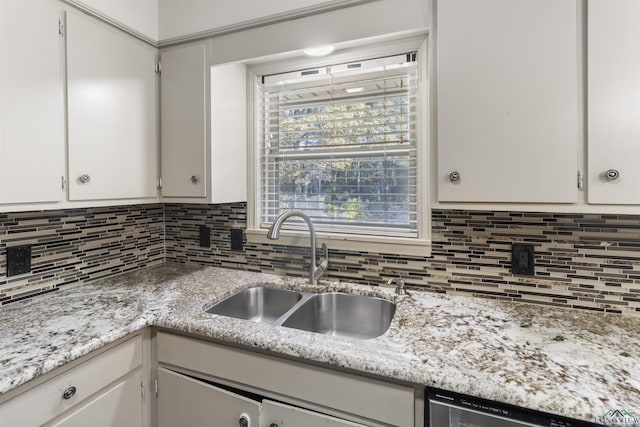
1;263;639;424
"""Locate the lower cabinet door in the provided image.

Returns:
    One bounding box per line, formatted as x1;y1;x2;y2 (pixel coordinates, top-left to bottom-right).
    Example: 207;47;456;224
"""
262;400;366;427
157;368;260;427
46;372;143;427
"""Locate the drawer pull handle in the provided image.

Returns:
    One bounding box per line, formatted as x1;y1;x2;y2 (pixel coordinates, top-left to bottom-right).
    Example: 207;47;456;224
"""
62;386;77;400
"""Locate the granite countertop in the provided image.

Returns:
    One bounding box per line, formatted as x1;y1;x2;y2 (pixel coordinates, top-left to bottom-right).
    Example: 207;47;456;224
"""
0;263;639;424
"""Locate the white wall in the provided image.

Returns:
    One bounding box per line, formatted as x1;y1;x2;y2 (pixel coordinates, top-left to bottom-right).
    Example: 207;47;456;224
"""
158;0;341;42
69;0;158;40
200;0;428;65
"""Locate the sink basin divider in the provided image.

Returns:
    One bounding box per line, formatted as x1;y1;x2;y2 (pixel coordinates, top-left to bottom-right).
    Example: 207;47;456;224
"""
271;292;316;326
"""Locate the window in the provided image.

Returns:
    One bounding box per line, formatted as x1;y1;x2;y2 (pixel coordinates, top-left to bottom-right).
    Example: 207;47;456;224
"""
248;39;429;255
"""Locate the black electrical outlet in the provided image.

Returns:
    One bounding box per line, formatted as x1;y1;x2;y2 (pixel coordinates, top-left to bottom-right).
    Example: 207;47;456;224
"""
230;229;244;251
7;245;32;276
511;243;534;276
199;225;211;248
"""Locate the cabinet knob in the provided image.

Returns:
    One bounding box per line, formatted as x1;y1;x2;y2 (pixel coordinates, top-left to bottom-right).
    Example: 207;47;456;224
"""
238;414;250;427
449;171;461;183
62;386;77;400
605;169;620;182
191;175;199;184
78;174;91;184
270;424;279;427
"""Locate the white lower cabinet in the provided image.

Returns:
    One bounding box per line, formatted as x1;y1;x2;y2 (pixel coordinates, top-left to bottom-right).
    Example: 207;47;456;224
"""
46;372;143;427
155;332;415;427
157;368;261;427
156;368;366;427
0;331;417;427
262;400;365;427
0;335;143;427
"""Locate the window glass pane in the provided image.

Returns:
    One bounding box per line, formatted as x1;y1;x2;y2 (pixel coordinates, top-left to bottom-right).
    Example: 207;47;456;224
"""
259;53;419;237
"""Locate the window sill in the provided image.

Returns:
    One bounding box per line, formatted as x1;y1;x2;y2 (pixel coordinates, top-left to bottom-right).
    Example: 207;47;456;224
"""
246;228;431;257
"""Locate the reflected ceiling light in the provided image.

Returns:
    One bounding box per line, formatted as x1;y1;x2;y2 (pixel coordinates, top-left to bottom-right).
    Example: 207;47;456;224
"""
344;87;365;93
303;45;335;57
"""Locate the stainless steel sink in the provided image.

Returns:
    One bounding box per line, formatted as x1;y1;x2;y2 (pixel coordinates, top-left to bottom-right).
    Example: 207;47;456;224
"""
281;293;396;339
205;288;396;339
205;287;303;323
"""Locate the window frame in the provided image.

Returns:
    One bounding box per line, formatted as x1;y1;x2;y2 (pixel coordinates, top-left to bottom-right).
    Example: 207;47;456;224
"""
246;35;430;256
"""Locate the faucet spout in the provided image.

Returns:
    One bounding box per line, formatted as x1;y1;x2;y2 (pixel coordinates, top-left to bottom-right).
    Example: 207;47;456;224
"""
266;210;328;285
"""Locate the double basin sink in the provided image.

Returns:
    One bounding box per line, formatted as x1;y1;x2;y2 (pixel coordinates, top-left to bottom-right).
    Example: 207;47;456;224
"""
205;287;396;339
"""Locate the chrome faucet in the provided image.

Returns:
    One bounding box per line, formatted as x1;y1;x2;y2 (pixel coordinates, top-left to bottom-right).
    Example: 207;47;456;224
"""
266;210;328;285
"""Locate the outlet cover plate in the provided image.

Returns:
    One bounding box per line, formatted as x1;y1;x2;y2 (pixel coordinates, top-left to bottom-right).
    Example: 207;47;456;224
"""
199;226;211;248
7;245;32;276
230;229;243;251
511;243;534;276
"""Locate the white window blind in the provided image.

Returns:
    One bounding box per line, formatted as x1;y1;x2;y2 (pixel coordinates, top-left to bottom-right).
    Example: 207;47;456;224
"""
258;52;418;237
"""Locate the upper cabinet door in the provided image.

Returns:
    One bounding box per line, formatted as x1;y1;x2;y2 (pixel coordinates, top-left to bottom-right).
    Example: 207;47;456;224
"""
587;0;640;205
66;12;158;201
210;62;247;203
0;0;64;204
160;42;207;198
437;0;579;203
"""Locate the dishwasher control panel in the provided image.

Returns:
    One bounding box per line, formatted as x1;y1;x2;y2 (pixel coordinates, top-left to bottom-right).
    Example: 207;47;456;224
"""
425;387;594;427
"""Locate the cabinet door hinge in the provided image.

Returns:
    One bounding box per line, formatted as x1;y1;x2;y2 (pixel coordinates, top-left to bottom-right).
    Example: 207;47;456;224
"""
154;378;158;397
141;380;145;399
577;170;584;191
58;18;64;36
157;176;162;189
61;176;66;190
155;59;162;74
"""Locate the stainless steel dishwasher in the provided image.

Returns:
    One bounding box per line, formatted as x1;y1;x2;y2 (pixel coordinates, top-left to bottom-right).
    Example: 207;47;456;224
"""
426;387;594;427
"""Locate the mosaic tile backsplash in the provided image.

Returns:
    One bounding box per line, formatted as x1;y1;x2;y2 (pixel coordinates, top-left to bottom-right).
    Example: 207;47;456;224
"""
165;203;640;316
0;205;164;304
2;202;639;315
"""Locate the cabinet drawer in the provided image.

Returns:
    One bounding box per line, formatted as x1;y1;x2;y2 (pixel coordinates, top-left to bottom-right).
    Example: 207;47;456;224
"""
45;372;143;427
0;335;142;426
156;332;414;426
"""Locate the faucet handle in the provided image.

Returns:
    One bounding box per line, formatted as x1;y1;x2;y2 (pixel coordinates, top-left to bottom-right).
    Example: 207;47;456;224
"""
317;242;329;275
311;242;329;285
320;242;328;262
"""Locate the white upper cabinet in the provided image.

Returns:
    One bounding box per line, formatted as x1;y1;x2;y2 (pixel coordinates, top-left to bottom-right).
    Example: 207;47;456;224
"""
210;62;247;203
437;0;579;203
160;42;247;203
587;0;640;205
159;42;208;198
0;0;64;205
66;11;158;201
